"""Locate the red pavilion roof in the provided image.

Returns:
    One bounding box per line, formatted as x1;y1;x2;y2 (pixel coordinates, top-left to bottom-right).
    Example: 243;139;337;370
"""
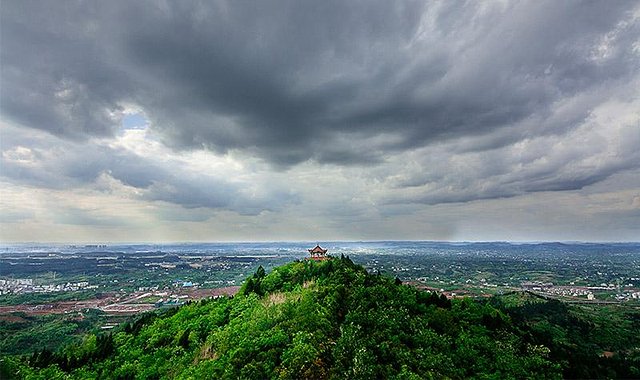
308;245;328;254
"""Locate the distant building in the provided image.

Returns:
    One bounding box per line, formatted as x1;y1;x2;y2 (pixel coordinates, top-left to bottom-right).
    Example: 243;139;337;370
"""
521;281;553;291
308;245;328;261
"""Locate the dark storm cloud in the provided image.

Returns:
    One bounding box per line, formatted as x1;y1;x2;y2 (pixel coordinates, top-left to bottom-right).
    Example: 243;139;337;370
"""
118;0;638;165
0;2;132;138
2;0;639;212
3;1;637;163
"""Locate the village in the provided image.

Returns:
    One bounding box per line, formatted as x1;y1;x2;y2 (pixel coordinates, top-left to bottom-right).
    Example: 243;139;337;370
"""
0;278;98;295
520;281;640;302
0;284;240;317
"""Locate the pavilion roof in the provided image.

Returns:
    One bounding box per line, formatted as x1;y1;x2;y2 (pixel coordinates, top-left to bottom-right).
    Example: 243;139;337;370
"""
308;245;328;254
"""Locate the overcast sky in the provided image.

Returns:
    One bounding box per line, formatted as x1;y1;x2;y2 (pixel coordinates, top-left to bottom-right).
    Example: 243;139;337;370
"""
1;1;639;242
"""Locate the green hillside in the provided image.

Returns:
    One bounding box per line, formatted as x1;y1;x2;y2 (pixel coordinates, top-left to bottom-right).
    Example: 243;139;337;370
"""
2;256;638;379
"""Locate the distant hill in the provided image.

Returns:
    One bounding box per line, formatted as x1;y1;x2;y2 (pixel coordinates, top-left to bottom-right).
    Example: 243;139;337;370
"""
2;256;638;379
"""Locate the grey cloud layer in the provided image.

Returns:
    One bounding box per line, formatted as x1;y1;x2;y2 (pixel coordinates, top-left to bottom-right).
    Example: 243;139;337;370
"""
1;0;639;211
0;127;293;216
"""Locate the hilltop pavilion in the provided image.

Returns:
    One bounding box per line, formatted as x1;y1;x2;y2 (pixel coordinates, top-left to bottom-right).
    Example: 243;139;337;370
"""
308;245;328;260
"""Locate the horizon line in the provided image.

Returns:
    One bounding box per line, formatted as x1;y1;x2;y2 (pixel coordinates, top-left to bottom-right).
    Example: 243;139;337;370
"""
1;239;639;245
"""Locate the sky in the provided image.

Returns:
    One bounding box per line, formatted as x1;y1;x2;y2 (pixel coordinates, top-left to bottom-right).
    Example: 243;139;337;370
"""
1;1;639;243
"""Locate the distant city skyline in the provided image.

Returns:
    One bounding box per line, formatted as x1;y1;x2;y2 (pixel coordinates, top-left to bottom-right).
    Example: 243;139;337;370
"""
1;1;639;242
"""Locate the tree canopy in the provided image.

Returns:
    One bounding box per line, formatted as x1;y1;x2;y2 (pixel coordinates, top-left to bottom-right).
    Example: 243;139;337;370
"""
2;256;638;379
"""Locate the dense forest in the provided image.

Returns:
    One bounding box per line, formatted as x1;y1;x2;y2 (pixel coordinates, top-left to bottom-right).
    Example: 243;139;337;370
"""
1;256;639;379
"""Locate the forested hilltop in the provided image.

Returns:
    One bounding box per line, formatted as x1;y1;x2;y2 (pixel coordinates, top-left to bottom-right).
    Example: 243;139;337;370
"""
2;256;638;379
